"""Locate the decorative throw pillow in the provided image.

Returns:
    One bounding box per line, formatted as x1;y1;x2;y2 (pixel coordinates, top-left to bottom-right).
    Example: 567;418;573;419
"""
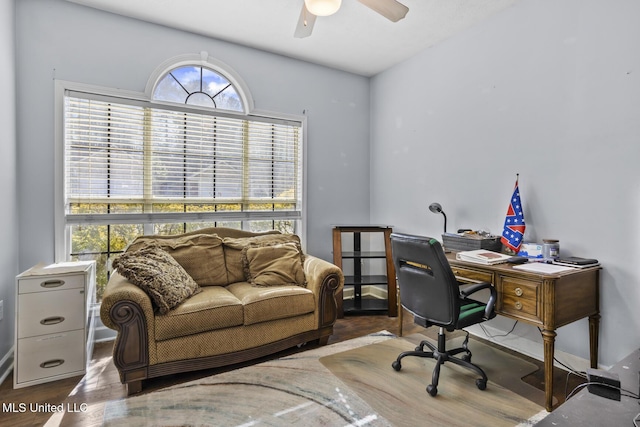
242;242;306;287
223;234;302;283
127;234;227;286
113;244;201;314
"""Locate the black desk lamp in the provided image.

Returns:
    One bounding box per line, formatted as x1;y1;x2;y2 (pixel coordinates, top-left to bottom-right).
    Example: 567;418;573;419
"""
429;202;447;233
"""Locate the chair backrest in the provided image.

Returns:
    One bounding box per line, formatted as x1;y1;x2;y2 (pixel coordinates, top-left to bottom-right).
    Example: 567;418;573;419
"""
390;233;460;329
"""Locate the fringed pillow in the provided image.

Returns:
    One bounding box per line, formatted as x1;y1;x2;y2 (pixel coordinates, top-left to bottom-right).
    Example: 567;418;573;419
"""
113;244;201;314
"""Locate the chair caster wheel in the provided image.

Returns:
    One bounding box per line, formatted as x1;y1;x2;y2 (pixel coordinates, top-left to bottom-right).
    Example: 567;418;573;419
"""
392;361;402;371
426;384;438;396
461;353;471;362
476;379;487;390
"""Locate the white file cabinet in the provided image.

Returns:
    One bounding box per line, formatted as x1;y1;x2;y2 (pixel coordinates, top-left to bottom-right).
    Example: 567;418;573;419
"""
14;261;96;388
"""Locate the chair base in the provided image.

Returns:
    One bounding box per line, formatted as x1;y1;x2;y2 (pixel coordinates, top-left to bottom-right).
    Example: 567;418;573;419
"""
391;328;488;397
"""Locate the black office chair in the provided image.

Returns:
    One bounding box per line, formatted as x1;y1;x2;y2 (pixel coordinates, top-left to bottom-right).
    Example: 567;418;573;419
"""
390;232;497;397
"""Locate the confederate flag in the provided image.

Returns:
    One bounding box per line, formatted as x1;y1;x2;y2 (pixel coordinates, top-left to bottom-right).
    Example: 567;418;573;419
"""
501;178;526;252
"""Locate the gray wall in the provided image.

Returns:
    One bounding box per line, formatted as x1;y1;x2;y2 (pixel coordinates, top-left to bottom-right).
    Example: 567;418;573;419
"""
15;0;371;272
0;0;17;375
370;0;640;367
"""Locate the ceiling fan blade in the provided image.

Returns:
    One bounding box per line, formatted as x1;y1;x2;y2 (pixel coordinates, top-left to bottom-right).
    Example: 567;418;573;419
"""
357;0;409;22
294;4;317;38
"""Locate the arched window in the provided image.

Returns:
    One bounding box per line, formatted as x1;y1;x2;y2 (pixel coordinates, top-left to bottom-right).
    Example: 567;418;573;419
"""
153;65;243;111
145;52;254;113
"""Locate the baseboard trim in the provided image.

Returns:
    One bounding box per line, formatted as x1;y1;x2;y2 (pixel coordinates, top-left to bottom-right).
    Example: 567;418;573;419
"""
466;324;594;372
0;346;14;386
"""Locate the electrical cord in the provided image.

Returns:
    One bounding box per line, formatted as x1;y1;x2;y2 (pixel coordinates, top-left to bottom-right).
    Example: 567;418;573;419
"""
563;367;587;401
479;320;518;338
552;353;586;377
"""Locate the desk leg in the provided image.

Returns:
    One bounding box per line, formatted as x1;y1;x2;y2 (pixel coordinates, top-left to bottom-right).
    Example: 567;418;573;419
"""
541;329;556;412
589;313;600;368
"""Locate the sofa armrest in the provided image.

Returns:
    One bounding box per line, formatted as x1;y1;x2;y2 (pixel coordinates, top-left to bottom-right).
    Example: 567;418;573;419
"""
100;272;154;330
100;271;157;383
304;255;344;329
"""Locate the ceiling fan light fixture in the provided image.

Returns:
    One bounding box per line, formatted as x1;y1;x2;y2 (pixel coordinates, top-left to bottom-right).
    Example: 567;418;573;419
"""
304;0;342;17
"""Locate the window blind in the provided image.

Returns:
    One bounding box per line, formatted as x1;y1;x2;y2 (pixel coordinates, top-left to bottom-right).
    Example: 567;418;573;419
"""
64;92;303;225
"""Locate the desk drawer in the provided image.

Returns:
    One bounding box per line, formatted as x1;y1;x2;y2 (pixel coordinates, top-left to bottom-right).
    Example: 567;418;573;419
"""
451;266;493;284
499;277;541;322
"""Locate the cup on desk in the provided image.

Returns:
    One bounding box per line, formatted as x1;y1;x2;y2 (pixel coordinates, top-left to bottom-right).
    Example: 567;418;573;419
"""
542;239;560;261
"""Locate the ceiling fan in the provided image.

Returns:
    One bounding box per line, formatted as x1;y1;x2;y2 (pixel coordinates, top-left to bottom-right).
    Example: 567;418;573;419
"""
294;0;409;38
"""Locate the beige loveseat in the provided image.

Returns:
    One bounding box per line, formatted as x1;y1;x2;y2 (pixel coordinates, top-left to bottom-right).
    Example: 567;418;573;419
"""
100;227;344;395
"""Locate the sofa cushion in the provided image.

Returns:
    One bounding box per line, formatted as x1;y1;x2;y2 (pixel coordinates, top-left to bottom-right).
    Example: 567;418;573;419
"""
154;286;244;341
242;242;306;287
226;282;315;326
128;234;227;286
113;244;201;315
222;234;302;283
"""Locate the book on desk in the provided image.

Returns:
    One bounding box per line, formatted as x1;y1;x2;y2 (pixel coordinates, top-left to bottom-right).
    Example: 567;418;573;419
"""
455;249;512;265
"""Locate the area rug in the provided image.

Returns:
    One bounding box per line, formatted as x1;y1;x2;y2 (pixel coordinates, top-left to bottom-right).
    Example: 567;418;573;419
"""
103;332;396;426
320;333;549;427
102;331;547;426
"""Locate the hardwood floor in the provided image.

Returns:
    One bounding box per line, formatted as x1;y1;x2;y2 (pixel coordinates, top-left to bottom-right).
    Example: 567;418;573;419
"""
0;312;584;426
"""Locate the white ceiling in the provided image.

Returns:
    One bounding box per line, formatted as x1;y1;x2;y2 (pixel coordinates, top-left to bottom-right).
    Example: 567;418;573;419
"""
66;0;519;77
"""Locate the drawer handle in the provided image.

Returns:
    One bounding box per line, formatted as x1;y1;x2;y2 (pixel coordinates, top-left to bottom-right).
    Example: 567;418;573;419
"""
40;316;65;326
41;280;65;288
514;301;523;310
40;359;65;369
514;287;524;297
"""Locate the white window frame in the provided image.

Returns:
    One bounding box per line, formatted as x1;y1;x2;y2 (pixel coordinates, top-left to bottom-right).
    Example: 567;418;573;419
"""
54;58;307;263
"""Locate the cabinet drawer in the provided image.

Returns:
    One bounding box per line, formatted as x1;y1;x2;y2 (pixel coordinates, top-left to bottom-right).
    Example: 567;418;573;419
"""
499;277;540;321
451;266;493;284
16;329;85;384
18;273;85;294
18;288;85;338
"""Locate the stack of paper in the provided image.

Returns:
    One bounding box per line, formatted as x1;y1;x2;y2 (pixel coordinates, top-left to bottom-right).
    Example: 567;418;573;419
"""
512;263;574;274
455;250;512;265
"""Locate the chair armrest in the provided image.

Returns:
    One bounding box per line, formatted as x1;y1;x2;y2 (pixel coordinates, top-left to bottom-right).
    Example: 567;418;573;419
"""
460;282;497;320
304;255;344;329
459;281;492;297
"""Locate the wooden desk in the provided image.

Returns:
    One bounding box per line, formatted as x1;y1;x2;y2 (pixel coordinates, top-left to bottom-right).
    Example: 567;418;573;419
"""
447;254;601;412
